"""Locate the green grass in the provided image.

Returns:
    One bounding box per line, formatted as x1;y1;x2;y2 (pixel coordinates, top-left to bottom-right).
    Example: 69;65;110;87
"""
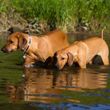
0;0;110;31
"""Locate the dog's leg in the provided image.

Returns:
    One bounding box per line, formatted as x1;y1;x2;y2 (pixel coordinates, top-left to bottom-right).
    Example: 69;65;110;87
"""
99;53;109;65
77;55;87;68
78;49;87;68
24;56;36;68
78;60;87;68
101;56;109;65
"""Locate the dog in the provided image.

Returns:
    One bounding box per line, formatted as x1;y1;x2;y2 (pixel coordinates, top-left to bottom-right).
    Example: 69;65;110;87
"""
54;31;109;70
1;29;69;67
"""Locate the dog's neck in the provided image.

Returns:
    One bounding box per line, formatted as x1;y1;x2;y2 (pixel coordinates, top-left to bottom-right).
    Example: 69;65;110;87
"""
23;35;32;58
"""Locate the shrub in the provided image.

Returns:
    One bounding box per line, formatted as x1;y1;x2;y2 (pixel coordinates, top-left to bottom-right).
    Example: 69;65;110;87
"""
0;0;110;32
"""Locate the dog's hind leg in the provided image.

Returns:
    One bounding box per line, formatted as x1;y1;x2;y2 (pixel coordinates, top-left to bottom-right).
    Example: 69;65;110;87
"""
102;56;109;65
99;53;109;65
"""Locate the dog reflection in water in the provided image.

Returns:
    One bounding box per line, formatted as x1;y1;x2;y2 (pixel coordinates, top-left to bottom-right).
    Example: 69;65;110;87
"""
6;68;107;102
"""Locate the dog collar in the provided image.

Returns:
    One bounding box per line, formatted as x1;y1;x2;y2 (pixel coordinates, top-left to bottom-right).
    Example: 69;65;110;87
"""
23;35;32;58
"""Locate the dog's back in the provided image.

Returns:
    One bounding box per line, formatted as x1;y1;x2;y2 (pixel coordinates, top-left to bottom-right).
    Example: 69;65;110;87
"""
45;29;69;53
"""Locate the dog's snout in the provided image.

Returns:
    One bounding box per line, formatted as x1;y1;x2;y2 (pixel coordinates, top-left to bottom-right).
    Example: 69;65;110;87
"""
1;47;6;52
1;47;10;53
55;63;63;70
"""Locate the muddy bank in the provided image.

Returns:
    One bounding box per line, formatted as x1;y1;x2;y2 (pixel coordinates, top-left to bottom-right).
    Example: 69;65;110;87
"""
0;12;50;36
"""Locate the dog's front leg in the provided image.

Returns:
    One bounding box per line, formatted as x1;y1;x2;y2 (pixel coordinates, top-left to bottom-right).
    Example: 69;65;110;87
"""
23;55;36;68
78;60;87;69
77;52;87;68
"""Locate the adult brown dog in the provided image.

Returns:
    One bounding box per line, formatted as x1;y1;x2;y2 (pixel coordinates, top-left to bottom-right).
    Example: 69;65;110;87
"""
1;30;69;67
54;34;109;70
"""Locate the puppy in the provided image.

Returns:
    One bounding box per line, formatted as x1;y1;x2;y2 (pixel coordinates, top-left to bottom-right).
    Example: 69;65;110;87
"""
54;34;109;70
1;29;69;67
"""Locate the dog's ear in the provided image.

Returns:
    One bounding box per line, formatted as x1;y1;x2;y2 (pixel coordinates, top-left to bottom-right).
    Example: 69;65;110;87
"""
67;52;73;66
21;37;27;49
17;33;27;49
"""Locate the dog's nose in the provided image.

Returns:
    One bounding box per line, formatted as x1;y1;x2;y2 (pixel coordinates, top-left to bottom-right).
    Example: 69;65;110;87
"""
1;47;7;52
1;47;5;52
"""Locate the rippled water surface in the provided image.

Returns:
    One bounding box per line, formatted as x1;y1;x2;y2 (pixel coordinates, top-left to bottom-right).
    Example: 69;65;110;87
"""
0;32;110;110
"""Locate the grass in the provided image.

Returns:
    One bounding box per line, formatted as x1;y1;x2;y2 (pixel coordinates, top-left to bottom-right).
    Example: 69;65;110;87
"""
0;0;110;32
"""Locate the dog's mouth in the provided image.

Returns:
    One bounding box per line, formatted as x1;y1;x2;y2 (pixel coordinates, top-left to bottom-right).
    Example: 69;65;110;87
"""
1;47;14;53
55;63;64;70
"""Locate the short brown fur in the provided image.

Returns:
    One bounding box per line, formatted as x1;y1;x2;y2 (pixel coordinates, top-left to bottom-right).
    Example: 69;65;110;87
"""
55;37;109;70
1;30;69;67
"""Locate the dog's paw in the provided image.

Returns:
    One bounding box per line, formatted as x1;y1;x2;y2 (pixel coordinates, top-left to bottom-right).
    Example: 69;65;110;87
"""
24;64;34;68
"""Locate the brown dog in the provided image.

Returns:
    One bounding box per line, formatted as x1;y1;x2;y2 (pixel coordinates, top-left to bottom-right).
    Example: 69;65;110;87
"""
1;30;69;67
54;36;109;70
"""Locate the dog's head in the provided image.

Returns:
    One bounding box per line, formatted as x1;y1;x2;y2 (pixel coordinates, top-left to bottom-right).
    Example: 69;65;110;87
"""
54;50;73;70
1;32;28;53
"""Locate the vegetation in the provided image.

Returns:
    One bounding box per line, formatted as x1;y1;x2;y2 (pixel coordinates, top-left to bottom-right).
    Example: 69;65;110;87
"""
0;0;110;32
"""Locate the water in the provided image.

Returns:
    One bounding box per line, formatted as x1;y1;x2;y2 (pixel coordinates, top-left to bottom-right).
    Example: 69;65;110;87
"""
0;32;110;110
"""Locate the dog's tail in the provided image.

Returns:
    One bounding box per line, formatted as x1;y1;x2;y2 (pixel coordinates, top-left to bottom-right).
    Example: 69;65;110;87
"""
101;26;106;39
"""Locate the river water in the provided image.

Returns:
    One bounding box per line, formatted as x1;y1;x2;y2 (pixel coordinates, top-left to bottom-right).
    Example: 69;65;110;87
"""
0;32;110;110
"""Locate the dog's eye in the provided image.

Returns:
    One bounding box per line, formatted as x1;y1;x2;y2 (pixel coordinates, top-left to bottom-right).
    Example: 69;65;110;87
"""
61;57;65;60
9;41;13;43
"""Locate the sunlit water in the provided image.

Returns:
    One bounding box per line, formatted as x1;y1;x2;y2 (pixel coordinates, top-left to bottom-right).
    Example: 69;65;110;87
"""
0;32;110;110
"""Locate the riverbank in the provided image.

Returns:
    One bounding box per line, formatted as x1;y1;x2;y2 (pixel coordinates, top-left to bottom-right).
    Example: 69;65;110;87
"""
0;0;110;35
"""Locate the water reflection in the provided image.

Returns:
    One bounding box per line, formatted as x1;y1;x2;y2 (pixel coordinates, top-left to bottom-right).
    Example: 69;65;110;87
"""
6;82;24;102
6;67;108;103
52;69;107;90
1;32;110;109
